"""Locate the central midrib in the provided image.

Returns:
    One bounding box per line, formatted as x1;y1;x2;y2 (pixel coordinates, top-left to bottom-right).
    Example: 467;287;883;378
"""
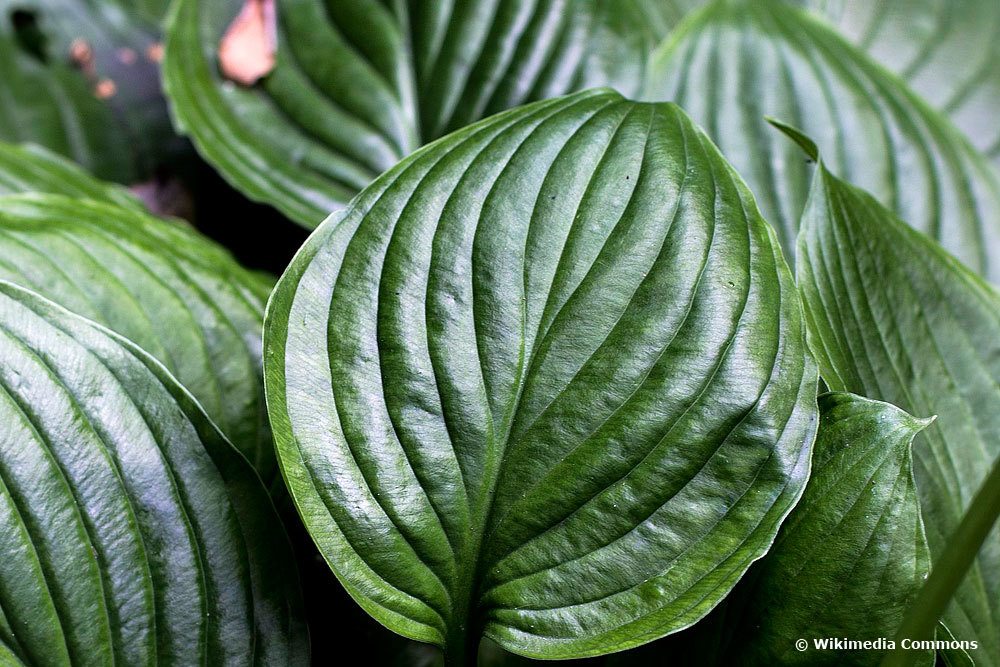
437;100;659;663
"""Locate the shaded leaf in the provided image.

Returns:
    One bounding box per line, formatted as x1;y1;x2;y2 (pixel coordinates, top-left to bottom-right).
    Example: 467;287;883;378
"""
0;0;180;182
0;140;143;209
0;280;307;665
646;0;1000;282
163;0;665;227
796;155;1000;666
0;29;135;183
264;90;818;659
729;393;933;666
937;622;977;667
0;193;276;480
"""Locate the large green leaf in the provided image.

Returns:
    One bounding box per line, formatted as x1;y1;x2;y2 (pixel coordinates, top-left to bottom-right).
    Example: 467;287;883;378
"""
163;0;665;227
604;392;934;667
725;392;933;666
646;0;1000;282
796;157;1000;666
264;90;818;661
0;279;307;665
0;193;276;479
0;141;143;209
0;0;178;182
812;0;1000;169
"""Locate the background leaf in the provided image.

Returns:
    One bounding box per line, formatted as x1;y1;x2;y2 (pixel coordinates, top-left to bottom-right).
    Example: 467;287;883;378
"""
0;0;180;182
812;0;1000;169
0;193;276;480
796;159;1000;666
264;90;818;660
163;0;666;227
726;393;933;666
627;0;1000;169
0;140;144;209
0;280;307;665
646;0;1000;282
0;29;134;183
630;0;711;40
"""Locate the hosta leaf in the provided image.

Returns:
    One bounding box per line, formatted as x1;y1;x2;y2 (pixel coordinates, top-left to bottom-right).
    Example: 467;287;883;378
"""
163;0;665;227
646;0;1000;282
264;90;818;660
729;393;933;666
0;32;133;183
937;624;977;667
796;157;1000;666
0;193;276;479
1;0;173;38
813;0;1000;168
0;141;143;209
0;0;178;182
632;0;710;40
0;280;307;665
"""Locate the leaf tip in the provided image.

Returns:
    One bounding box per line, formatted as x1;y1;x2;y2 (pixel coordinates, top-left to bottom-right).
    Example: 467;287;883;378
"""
765;116;819;163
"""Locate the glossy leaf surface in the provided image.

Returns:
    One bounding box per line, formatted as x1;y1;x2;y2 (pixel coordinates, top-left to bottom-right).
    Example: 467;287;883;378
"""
731;393;933;666
265;90;818;660
163;0;665;227
0;141;143;209
0;193;276;479
797;159;1000;666
0;280;307;665
647;0;1000;282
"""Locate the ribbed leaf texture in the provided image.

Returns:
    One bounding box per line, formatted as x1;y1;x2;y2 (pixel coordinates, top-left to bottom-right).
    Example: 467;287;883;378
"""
0;280;307;665
264;90;819;661
631;0;714;40
163;0;666;227
727;393;933;666
815;0;1000;169
797;156;1000;667
647;0;1000;282
0;193;276;480
0;142;143;209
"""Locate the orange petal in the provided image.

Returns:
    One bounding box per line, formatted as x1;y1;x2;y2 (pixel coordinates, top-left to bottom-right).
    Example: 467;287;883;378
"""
218;0;276;86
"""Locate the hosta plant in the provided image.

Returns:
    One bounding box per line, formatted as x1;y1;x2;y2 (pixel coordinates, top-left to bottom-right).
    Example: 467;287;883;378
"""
0;280;307;664
264;90;819;663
